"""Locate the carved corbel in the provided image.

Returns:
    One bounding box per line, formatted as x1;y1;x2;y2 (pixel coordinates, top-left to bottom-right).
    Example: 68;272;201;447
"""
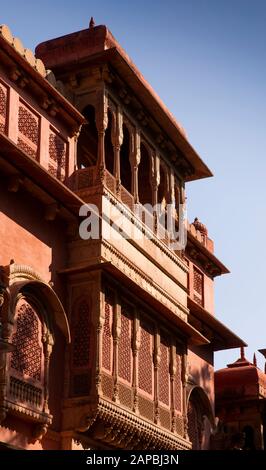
32;423;49;441
77;405;99;433
44;203;60;221
7;175;23;193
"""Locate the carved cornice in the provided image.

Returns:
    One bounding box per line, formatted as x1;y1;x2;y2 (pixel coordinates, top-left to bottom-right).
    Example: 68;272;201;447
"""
102;186;189;274
101;238;188;321
5;399;52;425
79;397;191;450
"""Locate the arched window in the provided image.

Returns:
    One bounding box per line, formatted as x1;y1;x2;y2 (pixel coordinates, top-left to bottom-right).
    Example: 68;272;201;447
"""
187;398;201;449
120;123;132;193
8;295;52;416
138;142;152;205
77;105;98;169
104;109;115;175
187;387;214;450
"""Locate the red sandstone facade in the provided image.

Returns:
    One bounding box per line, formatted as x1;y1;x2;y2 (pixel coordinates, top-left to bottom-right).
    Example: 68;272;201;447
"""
0;21;245;450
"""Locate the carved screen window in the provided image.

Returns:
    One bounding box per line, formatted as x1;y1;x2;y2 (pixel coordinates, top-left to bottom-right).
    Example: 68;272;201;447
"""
159;336;170;407
0;81;8;134
102;289;114;373
118;305;132;384
17;101;40;159
49;129;67;182
72;298;91;368
193;267;204;307
9;298;44;409
138;322;154;396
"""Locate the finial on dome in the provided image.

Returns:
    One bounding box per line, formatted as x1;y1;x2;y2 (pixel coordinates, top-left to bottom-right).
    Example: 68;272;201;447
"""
253;353;257;367
89;17;95;29
240;346;245;360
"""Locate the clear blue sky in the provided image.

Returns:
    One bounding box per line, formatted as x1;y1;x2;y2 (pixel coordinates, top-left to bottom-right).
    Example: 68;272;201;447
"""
2;0;266;369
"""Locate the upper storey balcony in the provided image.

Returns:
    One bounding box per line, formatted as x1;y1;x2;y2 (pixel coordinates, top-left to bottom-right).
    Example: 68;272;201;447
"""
35;22;214;257
0;24;83;211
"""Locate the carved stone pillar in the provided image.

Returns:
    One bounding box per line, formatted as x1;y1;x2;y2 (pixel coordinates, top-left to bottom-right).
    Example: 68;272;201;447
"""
180;182;186;205
182;350;189;439
151;153;160;233
132;312;140;413
95;289;105;397
95;89;108;183
43;333;54;414
112;293;121;403
168;169;176;235
151;152;160;207
111;106;123;195
0;278;11;424
170;343;176;433
130;128;141;203
154;329;161;425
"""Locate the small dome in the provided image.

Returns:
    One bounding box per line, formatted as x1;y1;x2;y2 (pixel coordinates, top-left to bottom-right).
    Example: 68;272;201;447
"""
215;348;266;400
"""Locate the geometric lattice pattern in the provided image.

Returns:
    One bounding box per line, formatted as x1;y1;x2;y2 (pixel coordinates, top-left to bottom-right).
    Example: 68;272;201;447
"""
159;337;170;406
193;267;203;306
0;82;7;134
102;291;113;372
188;400;200;450
17;103;39;159
138;323;153;395
174;353;182;412
73;298;91;368
49;130;67;181
118;306;132;383
11;300;42;381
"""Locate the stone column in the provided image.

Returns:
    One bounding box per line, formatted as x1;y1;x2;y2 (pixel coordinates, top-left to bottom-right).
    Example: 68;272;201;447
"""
43;333;54;414
170;342;176;433
7;87;19;143
182;350;189;439
132;311;140;413
154;329;161;425
130;128;141;203
112;106;123;195
39;116;49;170
95;288;105;397
112;293;121;403
95;88;108;183
151;152;160;233
168;168;176;236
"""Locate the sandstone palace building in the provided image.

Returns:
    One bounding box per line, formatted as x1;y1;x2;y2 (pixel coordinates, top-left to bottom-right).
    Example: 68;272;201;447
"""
0;20;245;450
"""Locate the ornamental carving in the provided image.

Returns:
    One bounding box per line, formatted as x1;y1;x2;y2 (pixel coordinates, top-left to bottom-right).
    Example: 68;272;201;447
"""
138;323;153;395
0;82;7;133
17;103;39;159
11;300;42;381
118;306;132;383
159;337;170;406
102;291;114;372
48;130;67;181
72;298;91;368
